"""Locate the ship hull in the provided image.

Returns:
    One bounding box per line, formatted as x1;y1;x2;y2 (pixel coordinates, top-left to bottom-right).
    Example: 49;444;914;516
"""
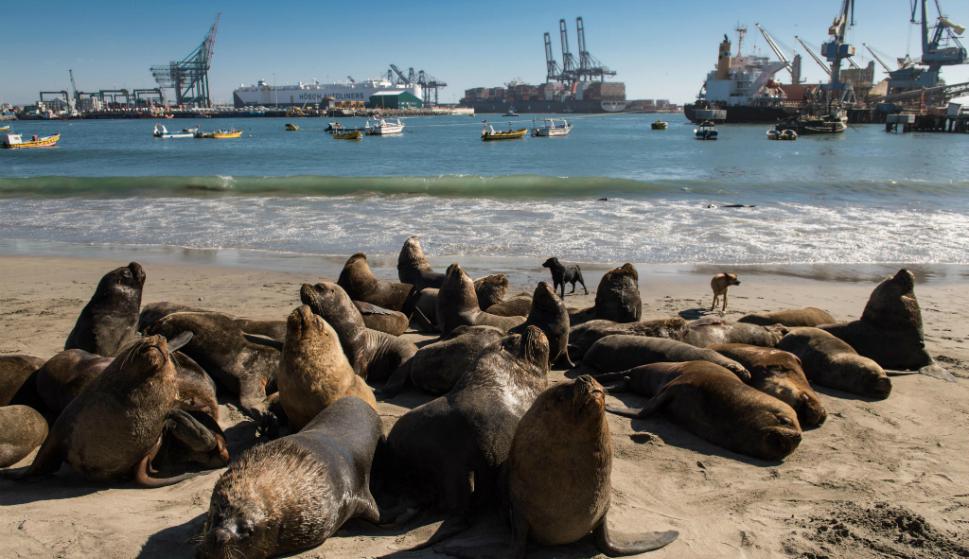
461;99;626;114
233;83;424;108
684;103;797;124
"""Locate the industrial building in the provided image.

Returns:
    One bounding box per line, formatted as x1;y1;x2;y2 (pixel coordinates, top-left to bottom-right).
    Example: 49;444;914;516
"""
368;91;423;109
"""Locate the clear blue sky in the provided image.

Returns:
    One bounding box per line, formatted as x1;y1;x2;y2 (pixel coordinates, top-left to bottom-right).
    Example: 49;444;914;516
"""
1;0;966;105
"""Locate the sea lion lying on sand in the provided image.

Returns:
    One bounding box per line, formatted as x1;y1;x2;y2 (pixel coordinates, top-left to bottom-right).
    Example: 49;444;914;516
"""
567;318;688;361
436;264;526;336
506;376;677;557
821;269;932;370
0;405;48;468
474;273;509;310
0;355;45;406
584;335;750;381
339;253;414;312
486;295;534;318
681;315;786;348
65;262;145;356
197;397;382;559
778;327;891;399
604;361;802;461
354;301;410;336
739;307;836;327
137;301;208;332
570;263;642;325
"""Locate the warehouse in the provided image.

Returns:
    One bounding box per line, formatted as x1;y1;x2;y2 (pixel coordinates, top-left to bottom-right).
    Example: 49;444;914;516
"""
368;90;423;109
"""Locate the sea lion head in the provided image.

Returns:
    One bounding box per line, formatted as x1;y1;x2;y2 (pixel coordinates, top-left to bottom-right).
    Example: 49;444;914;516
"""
442;263;476;298
758;351;827;428
861;269;922;332
474;274;509;308
512;325;550;373
531;281;559;312
398;236;432;272
527;375;607;440
751;401;802;461
95;262;146;302
300;282;359;319
286;305;337;350
595;263;642;322
109;332;191;396
337;253;377;295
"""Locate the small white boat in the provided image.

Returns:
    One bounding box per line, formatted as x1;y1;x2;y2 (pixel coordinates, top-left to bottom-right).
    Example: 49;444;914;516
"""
365;118;405;136
153;124;196;139
532;118;572;137
694;120;718;140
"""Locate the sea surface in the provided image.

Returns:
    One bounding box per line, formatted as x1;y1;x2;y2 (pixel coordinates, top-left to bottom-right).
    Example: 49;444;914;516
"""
1;114;967;270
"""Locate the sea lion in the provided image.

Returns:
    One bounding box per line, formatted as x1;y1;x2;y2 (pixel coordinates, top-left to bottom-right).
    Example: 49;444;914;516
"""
386;326;549;518
567;317;688;361
570;263;642;325
605;361;802;461
681;315;786;348
197;396;382;559
778;327;891;399
507;376;677;556
153;409;230;472
64;262;146;356
436;263;526;336
821;269;932;370
739;307;836;327
338;253;414;312
408;287;440;331
378;325;505;397
0;355;45;406
300;282;417;383
486;295;534;317
584;335;750;381
249;306;376;430
354;301;410;336
709;343;827;427
138;301;208;332
510;282;572;367
0;405;48;468
146;312;283;421
18;332;196;485
474;273;509;310
398;236;446;290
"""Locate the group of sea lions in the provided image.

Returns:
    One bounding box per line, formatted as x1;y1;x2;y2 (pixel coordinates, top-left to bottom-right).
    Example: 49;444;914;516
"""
0;239;937;557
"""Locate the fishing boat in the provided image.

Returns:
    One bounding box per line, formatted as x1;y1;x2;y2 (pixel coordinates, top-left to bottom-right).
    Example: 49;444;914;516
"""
481;123;527;141
694;120;718;140
531;118;572;137
325;122;344;133
198;129;243;139
775;110;847;135
767;128;797;141
1;132;60;149
153;124;197;139
285;123;300;131
651;120;669;130
0;125;10;132
503;107;519;117
365;118;405;136
332;130;363;140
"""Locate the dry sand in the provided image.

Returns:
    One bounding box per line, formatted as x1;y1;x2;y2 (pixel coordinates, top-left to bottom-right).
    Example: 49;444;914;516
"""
1;255;968;558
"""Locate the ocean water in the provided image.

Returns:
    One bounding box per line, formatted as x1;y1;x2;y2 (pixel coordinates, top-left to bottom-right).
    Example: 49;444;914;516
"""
1;114;967;267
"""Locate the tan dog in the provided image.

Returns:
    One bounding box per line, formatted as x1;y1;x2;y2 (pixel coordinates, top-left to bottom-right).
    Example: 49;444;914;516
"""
710;273;741;312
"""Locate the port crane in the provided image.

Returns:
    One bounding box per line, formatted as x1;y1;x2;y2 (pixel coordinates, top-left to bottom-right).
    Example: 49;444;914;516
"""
862;43;896;73
558;19;578;84
150;13;220;107
575;16;616;81
544;32;563;82
795;36;832;77
880;1;966;97
755;23;802;83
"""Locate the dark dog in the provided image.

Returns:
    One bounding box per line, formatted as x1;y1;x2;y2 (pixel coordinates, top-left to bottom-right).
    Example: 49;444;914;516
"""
542;257;588;298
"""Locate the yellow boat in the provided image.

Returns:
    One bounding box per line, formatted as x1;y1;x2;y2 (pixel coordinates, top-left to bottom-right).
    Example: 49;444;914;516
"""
481;124;528;141
1;132;61;149
211;129;242;139
285;123;300;131
332;130;362;141
0;125;10;132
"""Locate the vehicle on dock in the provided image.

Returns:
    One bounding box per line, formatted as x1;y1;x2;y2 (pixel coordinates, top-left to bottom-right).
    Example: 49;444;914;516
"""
365;118;405;136
482;123;527;141
651;120;669;130
285;123;300;131
532;118;572;137
153;124;197;139
767;128;798;140
2;132;60;149
694;120;719;140
332;130;363;141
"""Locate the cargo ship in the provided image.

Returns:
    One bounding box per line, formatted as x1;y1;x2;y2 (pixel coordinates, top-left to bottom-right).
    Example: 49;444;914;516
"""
684;27;802;124
461;80;627;114
233;78;423;108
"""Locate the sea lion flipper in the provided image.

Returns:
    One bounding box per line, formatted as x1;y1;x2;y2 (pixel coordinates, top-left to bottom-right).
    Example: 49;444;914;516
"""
594;518;678;555
353;489;381;524
133;436;194;488
166;331;194;353
243;333;284;351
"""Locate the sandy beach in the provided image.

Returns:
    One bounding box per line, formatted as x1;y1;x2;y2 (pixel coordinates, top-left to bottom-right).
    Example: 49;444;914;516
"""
1;254;968;559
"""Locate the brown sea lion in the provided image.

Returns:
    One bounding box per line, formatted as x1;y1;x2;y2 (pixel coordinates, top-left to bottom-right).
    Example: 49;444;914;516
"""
486;295;534;317
584;335;750;381
300;282;417;383
570;263;642;325
197;396;382;559
398;236;446;290
474;273;509;310
604;361;802;461
146;312;282;422
739;307;836;327
567;317;688;361
354;301;409;336
378;325;505;397
821;269;932;370
386;326;549;520
408;287;440;331
709;343;827;427
248;306;376;430
0;355;45;406
436;263;526;336
682;315;787;348
64;262;146;356
0;405;48;468
338;253;414;312
137;301;210;333
778;327;891;399
153;409;230;472
507;376;678;556
17;332;195;485
510;282;572;367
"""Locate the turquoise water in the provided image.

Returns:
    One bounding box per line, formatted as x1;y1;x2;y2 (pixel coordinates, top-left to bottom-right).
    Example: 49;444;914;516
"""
0;114;967;265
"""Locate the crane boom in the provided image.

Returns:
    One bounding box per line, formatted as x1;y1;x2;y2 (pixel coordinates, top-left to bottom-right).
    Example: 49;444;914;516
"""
862;43;893;72
755;23;794;79
795;36;832;76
